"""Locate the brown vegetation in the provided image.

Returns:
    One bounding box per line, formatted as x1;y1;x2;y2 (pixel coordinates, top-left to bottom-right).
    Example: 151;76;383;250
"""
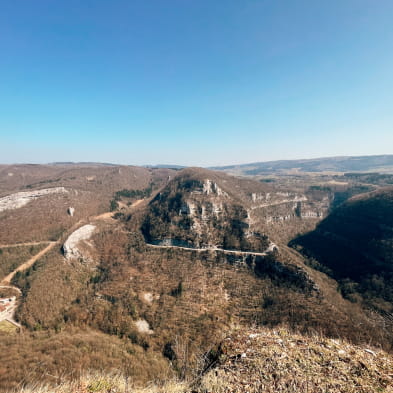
0;328;171;392
8;327;393;393
0;244;47;281
1;165;393;392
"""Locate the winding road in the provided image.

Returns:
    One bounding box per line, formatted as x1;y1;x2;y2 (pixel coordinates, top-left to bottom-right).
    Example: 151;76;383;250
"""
2;198;268;329
147;241;278;257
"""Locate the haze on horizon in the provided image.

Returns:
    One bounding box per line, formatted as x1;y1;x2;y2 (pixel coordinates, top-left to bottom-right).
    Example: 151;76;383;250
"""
1;1;392;167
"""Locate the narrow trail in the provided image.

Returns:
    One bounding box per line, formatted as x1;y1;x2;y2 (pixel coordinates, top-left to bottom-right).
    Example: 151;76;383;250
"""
90;199;145;222
0;241;53;249
130;199;145;208
0;200;147;327
0;205;116;282
0;285;22;294
1;242;58;285
92;211;115;221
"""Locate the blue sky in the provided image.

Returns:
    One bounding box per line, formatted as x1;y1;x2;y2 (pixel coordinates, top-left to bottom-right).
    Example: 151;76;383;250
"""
0;0;392;166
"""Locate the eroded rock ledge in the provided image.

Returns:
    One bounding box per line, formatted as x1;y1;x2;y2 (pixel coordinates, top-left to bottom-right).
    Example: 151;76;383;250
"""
0;187;68;213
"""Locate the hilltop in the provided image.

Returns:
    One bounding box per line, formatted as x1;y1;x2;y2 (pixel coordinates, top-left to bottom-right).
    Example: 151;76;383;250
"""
0;163;173;244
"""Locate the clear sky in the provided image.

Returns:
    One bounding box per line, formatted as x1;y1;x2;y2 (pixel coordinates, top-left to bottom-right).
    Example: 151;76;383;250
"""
1;0;392;166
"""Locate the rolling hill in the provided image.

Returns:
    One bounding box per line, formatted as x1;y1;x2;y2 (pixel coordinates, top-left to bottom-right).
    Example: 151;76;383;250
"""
212;155;393;175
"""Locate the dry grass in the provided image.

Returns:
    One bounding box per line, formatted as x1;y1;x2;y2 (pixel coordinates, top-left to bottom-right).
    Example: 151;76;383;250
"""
14;372;187;393
0;320;18;333
9;327;393;393
198;326;393;393
0;328;171;392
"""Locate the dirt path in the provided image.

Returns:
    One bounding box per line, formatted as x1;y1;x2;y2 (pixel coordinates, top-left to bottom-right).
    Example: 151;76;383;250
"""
0;201;146;319
1;242;58;285
93;211;115;221
0;241;53;249
0;285;22;295
130;199;145;208
0;239;60;328
89;199;145;222
0;201;147;329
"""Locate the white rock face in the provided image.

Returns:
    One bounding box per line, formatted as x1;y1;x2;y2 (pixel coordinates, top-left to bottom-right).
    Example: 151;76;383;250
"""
203;179;213;195
63;224;96;260
202;179;228;197
251;193;307;208
0;187;68;213
141;292;154;304
301;211;323;218
135;319;154;334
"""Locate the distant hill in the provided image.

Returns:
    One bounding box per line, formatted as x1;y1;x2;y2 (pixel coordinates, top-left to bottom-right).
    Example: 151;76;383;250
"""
144;164;186;170
0;163;174;244
212;155;393;175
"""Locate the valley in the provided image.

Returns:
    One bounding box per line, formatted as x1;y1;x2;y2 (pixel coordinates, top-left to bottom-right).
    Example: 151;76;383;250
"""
0;161;392;392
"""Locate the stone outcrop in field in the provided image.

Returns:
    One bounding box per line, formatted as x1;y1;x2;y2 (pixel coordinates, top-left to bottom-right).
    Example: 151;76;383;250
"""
63;224;96;260
0;187;68;213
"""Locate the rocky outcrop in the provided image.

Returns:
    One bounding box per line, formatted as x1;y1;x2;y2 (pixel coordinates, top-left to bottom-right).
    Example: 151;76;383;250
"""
141;168;332;251
134;319;154;334
250;192;329;223
250;191;307;205
0;187;68;213
142;173;270;252
62;224;96;260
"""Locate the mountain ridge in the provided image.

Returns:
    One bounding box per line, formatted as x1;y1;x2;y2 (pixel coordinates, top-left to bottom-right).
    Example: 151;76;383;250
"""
211;154;393;175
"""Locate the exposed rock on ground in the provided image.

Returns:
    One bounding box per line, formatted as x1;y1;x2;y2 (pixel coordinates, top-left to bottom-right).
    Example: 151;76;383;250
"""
134;319;154;334
0;187;68;212
62;224;96;260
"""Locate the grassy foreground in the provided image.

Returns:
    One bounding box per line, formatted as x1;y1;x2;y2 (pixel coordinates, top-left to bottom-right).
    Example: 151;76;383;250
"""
13;327;393;393
0;321;18;334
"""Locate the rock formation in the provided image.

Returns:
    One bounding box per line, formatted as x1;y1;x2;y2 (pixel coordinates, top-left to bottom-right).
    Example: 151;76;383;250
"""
0;187;68;213
62;224;96;260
